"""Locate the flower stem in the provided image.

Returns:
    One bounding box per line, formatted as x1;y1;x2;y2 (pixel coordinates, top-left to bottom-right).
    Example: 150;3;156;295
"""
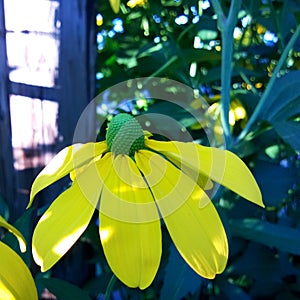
237;23;300;142
146;56;178;80
211;0;242;148
104;274;117;300
210;0;225;27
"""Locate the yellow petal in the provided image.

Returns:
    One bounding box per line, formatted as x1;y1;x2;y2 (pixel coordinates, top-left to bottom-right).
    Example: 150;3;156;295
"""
0;241;38;300
146;140;264;207
99;154;161;289
145;140;213;190
0;215;26;252
159;153;213;191
28;142;107;208
100;154;159;223
32;168;99;271
136;150;228;278
198;175;214;190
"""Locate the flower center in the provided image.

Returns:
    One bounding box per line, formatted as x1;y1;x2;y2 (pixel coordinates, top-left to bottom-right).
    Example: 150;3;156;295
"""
106;113;145;156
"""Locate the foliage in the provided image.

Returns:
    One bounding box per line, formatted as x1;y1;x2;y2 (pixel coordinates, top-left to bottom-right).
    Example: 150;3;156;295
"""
93;0;300;298
0;215;38;300
1;0;300;299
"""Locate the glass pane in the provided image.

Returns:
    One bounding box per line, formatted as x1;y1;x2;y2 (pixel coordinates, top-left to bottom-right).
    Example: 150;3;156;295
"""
4;0;60;33
6;32;59;87
10;95;59;170
4;0;60;87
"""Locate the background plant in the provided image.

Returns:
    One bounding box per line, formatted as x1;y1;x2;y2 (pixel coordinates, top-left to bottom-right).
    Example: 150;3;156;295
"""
93;0;300;299
1;0;300;299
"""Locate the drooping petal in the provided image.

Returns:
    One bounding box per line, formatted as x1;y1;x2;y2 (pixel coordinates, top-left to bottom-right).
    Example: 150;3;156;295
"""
136;150;228;279
145;139;264;207
145;138;213;190
28;142;107;208
99;154;161;289
161;153;214;191
0;241;38;300
0;215;26;252
32;158;103;271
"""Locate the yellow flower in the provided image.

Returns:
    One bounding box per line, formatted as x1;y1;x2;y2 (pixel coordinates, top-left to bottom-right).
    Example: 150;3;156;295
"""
28;113;264;289
127;0;147;9
0;216;38;300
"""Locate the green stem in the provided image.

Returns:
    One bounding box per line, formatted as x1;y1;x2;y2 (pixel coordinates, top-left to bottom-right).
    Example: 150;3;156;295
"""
237;24;300;142
240;71;259;95
104;274;117;300
210;0;225;29
145;55;178;82
212;0;242;148
268;0;285;51
220;30;234;148
177;23;194;44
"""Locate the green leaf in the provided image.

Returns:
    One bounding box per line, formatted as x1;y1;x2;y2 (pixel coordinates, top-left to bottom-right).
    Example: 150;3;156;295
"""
230;244;299;299
269;95;300;122
137;43;164;58
294;12;300;24
2;208;34;265
217;277;252;300
0;215;26;253
197;29;218;40
265;145;281;159
262;71;300;120
273;120;300;151
258;71;300;150
159;244;203;300
253;160;297;206
181;49;221;64
37;277;92;300
0;194;9;220
269;92;300;150
229;219;300;255
143;101;196;141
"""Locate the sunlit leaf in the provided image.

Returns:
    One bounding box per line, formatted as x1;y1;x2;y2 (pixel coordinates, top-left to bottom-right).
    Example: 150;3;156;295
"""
0;215;26;253
197;29;218;40
2;209;34;265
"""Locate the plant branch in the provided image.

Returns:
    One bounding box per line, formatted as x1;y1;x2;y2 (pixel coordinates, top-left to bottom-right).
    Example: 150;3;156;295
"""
210;0;225;29
240;71;259;95
212;0;242;148
237;23;300;142
104;274;117;300
145;55;178;82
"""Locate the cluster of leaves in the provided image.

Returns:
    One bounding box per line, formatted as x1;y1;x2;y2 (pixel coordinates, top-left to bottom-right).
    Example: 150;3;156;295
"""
1;0;300;299
92;0;300;299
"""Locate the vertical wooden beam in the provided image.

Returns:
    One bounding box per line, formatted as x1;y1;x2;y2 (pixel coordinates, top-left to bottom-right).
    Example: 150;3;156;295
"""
58;0;97;148
0;0;17;220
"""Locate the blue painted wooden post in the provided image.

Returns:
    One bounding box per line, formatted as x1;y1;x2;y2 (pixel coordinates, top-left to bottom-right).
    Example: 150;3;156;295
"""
0;0;17;220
